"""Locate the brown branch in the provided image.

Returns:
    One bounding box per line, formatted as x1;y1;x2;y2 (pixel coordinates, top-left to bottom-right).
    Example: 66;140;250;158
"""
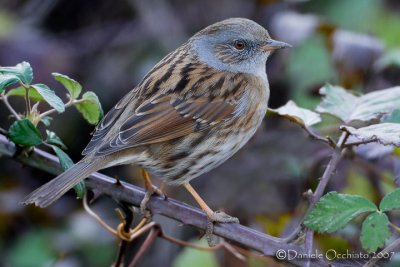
0;133;327;266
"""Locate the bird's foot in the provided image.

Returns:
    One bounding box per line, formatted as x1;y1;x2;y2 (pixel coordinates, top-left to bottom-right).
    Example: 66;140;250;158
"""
140;184;167;214
205;211;239;246
208;211;239;223
140;169;167;213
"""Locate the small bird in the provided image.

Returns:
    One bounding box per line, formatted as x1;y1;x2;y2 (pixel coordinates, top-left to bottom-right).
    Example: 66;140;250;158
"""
22;18;290;223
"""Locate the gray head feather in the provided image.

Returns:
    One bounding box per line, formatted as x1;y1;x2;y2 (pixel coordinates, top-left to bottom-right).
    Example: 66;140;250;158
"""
190;18;273;78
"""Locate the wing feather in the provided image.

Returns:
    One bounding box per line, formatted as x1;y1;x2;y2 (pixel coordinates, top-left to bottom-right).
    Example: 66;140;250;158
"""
95;93;237;155
84;47;247;156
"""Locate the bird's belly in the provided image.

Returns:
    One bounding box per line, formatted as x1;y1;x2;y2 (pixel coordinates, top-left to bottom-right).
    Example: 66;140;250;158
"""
181;129;256;183
152;109;265;185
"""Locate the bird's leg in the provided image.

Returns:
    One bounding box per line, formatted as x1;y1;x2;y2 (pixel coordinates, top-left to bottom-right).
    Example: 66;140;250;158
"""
140;169;166;213
183;183;239;224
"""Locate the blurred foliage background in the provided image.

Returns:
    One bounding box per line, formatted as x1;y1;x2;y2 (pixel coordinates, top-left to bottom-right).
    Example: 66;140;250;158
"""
1;0;400;266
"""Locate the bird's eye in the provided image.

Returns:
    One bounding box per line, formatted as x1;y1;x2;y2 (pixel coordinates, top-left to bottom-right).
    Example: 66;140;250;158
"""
233;40;246;50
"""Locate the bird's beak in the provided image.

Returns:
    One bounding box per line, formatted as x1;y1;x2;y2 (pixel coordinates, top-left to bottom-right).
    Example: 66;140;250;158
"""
262;39;292;51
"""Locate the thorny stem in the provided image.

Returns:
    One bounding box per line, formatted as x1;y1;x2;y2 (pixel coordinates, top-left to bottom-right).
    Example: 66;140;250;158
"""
0;92;22;120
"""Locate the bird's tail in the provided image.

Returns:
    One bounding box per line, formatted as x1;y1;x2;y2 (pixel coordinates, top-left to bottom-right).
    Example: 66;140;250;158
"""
21;160;99;208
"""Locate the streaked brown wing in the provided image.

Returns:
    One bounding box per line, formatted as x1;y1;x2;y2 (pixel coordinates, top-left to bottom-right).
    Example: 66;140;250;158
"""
95;94;236;155
82;89;138;155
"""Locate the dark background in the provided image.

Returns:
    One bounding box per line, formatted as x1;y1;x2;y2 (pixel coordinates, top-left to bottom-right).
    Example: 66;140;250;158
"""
1;0;400;266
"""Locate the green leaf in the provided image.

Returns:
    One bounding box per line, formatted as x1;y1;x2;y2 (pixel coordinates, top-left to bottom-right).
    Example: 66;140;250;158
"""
51;145;73;170
0;73;19;93
0;61;33;84
51;145;86;198
30;84;65;113
46;130;67;149
8;119;43;146
6;86;45;101
75;91;103;125
52;72;82;99
316;84;400;123
342;123;400;146
304;192;377;233
360;212;390;252
380;188;400;212
269;100;321;127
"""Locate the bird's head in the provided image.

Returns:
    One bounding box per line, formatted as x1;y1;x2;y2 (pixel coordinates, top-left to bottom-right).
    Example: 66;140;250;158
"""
191;18;291;77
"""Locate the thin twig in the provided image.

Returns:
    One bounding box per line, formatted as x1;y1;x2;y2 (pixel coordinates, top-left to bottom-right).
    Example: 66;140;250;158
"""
301;125;331;147
1;92;22;120
39;98;85;119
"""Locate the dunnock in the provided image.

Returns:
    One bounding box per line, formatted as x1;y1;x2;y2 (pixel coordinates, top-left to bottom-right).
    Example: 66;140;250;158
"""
23;18;290;223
